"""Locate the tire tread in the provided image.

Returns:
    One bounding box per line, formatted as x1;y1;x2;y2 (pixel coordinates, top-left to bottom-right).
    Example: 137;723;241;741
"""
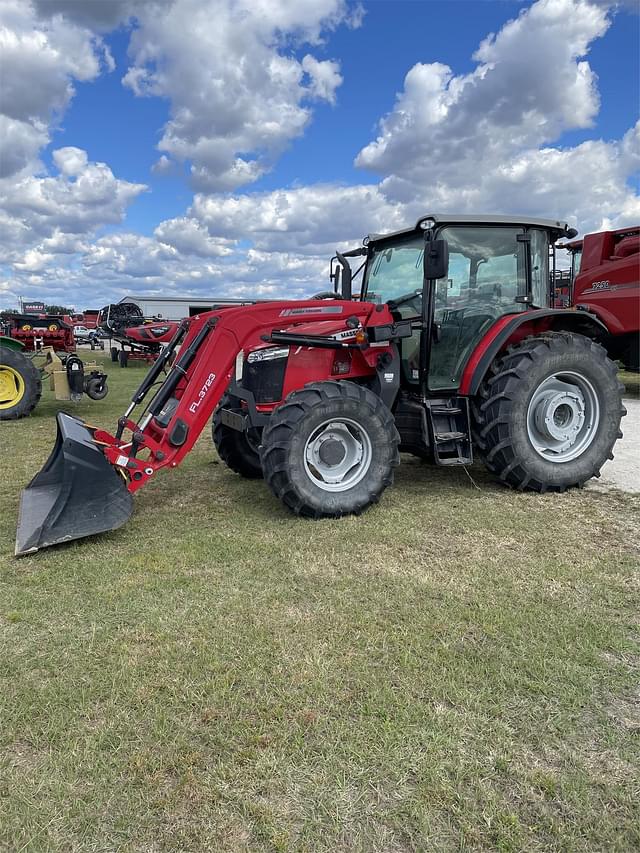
472;333;625;492
261;380;399;517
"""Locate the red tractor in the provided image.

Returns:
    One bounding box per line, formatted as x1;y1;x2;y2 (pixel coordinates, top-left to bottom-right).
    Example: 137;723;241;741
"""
554;226;639;371
16;215;627;555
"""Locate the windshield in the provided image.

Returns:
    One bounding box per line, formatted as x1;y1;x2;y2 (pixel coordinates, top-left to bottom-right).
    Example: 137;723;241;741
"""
363;236;424;306
362;226;549;310
571;248;583;282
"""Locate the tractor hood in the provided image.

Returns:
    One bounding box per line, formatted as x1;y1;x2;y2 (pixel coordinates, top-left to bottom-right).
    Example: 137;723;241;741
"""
284;318;358;336
247;317;362;358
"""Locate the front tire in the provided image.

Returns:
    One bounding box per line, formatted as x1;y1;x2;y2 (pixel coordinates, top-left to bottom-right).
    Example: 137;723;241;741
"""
261;381;400;517
474;332;625;492
212;395;263;479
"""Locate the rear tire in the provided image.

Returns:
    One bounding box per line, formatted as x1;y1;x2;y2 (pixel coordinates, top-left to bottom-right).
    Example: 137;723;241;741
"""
473;332;625;492
110;347;118;363
0;347;42;420
261;381;400;517
212;395;263;479
119;349;129;367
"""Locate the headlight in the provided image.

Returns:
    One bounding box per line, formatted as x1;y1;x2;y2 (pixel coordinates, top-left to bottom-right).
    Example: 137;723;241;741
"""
246;346;290;364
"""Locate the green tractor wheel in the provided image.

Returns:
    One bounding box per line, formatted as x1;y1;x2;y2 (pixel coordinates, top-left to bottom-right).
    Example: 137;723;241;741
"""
0;345;42;420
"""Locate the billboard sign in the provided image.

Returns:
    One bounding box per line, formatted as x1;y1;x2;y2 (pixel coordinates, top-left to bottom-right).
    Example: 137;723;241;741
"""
22;301;46;314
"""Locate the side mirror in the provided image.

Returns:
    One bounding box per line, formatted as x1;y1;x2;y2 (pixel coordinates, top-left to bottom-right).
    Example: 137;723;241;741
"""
332;265;341;294
423;239;449;280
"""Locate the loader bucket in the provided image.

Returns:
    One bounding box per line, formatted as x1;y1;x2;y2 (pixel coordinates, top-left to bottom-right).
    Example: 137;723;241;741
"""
15;412;133;556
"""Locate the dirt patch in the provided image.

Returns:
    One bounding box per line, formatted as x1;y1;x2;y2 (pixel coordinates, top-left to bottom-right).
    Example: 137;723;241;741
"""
1;741;44;771
608;687;640;733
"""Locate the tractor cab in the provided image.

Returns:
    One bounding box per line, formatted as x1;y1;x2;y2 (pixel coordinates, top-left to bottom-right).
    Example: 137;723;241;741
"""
358;215;576;393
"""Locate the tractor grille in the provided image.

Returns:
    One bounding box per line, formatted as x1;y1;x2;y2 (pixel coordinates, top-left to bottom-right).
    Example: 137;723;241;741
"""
243;356;288;403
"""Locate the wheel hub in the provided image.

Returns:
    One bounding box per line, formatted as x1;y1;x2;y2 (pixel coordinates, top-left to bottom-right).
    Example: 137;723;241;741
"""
532;388;585;451
0;366;25;409
304;419;372;491
318;437;346;466
527;372;599;463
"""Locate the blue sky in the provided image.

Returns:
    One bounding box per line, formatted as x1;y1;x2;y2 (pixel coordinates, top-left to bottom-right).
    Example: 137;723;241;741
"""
1;0;638;308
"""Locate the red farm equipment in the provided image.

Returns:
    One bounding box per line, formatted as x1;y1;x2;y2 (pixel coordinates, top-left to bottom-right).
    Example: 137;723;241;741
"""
4;313;76;353
70;310;99;330
554;225;639;371
98;302;180;367
16;214;627;555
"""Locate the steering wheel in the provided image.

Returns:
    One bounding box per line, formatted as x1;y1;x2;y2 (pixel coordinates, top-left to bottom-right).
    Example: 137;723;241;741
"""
311;291;338;300
388;289;422;312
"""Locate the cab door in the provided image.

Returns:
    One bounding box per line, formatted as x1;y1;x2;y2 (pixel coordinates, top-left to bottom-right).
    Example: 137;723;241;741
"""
427;226;546;391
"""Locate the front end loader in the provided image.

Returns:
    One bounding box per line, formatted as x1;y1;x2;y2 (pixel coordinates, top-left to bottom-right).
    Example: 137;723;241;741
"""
15;214;626;556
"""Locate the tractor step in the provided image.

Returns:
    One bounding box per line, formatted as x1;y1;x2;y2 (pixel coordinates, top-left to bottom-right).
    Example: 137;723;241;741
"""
430;406;462;416
434;430;466;442
220;407;245;433
426;398;473;466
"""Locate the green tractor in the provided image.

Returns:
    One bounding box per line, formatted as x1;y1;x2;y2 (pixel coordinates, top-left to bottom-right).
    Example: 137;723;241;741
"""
0;337;108;421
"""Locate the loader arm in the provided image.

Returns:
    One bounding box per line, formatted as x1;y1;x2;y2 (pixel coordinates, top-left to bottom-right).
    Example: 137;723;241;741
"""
99;300;385;492
16;299;394;555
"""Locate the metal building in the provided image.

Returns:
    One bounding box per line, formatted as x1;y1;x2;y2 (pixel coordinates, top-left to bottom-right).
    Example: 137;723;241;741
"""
117;295;254;320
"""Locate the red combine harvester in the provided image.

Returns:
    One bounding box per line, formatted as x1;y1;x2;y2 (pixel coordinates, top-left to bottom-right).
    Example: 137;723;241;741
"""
98;302;179;366
16;214;627;556
554;225;639;371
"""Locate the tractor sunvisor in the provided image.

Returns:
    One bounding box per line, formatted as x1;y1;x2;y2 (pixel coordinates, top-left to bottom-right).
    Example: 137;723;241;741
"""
15;412;133;556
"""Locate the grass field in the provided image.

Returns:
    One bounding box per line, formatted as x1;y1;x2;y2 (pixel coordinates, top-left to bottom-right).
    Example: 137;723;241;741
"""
1;354;639;852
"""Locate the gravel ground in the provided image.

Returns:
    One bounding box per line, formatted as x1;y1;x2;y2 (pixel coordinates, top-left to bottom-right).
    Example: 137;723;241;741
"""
587;396;640;493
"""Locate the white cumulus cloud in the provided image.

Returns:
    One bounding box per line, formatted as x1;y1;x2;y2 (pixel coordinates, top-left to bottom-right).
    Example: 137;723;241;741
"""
351;0;638;234
1;0;638;310
122;0;356;191
1;149;147;268
154;217;234;258
0;0;114;177
191;183;403;255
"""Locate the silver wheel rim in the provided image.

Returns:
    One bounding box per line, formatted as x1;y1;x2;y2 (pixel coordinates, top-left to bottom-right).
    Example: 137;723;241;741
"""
526;371;600;463
303;418;373;492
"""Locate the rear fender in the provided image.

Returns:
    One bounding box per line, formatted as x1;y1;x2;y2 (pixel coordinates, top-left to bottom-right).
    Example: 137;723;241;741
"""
0;335;25;352
459;309;608;396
